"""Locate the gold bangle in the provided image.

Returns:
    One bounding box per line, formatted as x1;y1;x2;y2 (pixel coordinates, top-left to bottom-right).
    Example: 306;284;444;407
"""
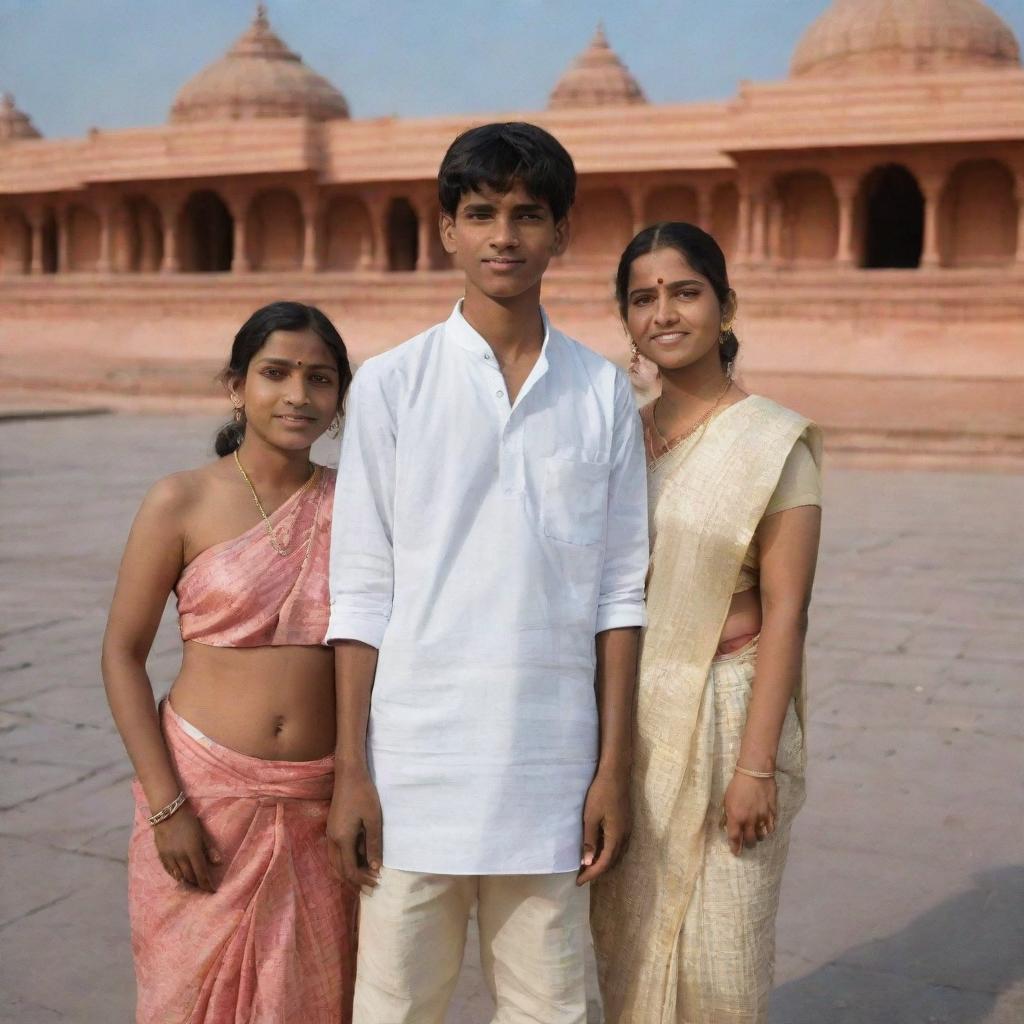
148;791;186;826
734;765;775;779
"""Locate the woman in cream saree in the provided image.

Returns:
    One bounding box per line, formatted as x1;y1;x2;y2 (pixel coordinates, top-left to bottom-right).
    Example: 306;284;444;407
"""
591;223;823;1024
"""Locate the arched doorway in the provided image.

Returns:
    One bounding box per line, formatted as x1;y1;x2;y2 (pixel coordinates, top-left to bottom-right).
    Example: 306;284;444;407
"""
711;183;739;260
387;198;418;271
247;189;303;271
569;188;632;265
940;160;1017;267
67;205;101;271
114;197;163;272
775;172;839;263
644;186;698;226
178;190;233;272
323;196;374;270
859;165;924;269
0;209;31;274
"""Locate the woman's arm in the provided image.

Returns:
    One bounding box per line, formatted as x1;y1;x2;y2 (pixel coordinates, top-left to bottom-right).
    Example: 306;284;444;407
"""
724;503;821;855
101;474;219;890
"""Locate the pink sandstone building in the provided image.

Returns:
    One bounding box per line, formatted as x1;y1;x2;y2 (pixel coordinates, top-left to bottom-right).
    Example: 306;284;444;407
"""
1;0;1022;464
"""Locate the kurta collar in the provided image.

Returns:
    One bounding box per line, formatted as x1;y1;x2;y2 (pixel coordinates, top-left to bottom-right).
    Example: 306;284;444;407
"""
446;299;554;369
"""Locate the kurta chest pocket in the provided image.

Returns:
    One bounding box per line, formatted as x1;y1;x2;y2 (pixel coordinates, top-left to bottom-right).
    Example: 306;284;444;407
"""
541;455;610;547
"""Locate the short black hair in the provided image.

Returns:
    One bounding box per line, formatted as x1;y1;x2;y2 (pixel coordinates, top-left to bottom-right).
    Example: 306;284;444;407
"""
438;122;576;222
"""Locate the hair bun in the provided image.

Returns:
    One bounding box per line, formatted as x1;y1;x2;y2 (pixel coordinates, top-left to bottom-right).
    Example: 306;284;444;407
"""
214;420;246;457
719;328;739;373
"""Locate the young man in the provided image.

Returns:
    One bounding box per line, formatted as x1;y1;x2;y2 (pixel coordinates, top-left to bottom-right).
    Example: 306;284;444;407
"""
325;122;648;1023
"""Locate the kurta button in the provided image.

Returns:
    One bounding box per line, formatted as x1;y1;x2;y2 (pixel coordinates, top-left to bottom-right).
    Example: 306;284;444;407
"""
496;390;504;398
484;354;491;360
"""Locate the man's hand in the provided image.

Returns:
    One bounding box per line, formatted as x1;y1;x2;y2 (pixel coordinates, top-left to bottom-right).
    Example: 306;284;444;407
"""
327;766;383;889
577;769;631;886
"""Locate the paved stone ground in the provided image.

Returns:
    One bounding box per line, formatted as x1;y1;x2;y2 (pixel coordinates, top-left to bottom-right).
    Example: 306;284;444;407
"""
1;412;1021;1024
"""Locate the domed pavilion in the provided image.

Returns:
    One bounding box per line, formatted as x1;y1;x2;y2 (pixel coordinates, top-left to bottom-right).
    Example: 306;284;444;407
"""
170;4;349;123
0;94;41;143
548;25;647;109
791;0;1020;77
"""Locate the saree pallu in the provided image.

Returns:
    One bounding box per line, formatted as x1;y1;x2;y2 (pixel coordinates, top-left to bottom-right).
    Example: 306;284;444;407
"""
129;702;357;1024
591;396;822;1024
670;639;805;1023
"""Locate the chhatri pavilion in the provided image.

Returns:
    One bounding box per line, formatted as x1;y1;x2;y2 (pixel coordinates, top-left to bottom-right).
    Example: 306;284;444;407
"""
1;0;1022;463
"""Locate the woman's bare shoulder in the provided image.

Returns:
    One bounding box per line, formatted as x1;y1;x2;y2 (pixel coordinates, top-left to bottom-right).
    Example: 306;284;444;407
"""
138;459;227;521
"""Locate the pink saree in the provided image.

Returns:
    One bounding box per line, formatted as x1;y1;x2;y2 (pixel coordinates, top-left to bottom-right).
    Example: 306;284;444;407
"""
129;702;357;1024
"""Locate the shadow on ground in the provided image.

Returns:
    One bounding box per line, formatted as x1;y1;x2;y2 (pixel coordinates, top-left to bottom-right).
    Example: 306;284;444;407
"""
771;865;1024;1024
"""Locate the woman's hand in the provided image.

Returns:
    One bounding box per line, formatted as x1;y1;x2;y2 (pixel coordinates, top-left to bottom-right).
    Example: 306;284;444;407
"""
722;773;777;857
153;806;221;892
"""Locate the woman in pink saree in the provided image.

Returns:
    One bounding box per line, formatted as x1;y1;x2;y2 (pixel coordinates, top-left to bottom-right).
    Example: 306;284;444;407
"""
102;302;357;1023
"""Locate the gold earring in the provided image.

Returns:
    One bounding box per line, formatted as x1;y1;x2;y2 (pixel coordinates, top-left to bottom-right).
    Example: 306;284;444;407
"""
629;341;640;373
329;413;341;438
233;407;243;423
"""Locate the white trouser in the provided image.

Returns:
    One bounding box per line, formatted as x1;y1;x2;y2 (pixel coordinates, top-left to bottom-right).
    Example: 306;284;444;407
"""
353;868;587;1024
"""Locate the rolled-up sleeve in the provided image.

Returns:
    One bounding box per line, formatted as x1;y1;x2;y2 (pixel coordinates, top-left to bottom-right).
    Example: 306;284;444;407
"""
325;358;397;648
596;371;649;633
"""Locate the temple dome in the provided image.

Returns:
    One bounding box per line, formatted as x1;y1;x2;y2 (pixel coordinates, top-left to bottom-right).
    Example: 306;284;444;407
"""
791;0;1021;78
548;25;647;109
170;5;349;123
0;93;41;142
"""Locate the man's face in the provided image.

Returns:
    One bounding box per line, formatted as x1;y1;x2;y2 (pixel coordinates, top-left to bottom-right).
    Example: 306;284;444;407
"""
439;181;569;301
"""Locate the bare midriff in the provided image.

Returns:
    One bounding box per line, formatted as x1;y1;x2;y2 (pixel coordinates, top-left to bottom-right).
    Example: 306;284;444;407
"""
169;642;335;761
717;586;762;656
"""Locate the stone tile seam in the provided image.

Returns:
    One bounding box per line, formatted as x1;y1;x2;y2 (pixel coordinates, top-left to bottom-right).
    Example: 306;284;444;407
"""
0;890;75;934
0;763;128;812
0;829;128;866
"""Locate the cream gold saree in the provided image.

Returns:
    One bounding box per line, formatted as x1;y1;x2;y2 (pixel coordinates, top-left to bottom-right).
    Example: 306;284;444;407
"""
591;395;822;1023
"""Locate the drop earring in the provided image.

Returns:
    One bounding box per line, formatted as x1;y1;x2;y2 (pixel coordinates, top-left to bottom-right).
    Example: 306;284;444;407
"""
629;341;640;374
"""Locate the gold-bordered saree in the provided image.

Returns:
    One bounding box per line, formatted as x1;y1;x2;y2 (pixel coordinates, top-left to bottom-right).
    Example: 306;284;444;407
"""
591;395;823;1023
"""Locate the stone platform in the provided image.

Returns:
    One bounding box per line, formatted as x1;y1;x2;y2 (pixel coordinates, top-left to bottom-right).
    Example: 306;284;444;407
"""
0;412;1022;1023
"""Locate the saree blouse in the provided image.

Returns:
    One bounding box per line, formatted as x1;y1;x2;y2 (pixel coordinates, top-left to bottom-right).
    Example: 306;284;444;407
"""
640;399;821;594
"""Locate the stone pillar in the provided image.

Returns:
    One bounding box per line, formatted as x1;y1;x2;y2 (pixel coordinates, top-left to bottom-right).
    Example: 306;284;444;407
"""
368;196;388;271
1015;177;1024;265
750;188;768;266
835;178;858;267
26;207;44;275
412;196;436;272
627;185;647;237
302;194;320;273
696;184;713;233
735;184;752;266
55;204;70;273
159;196;181;273
920;174;944;270
768;195;784;265
97;199;114;273
229;194;250;273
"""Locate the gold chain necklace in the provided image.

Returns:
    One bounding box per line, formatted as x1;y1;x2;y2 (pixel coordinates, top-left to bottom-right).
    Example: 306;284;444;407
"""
651;378;733;458
233;450;320;557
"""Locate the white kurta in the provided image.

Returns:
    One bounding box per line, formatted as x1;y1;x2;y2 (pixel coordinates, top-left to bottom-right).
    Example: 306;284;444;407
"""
326;302;648;874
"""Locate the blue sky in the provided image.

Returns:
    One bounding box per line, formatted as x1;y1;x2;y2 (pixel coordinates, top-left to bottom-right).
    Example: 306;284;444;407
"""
2;0;1024;138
